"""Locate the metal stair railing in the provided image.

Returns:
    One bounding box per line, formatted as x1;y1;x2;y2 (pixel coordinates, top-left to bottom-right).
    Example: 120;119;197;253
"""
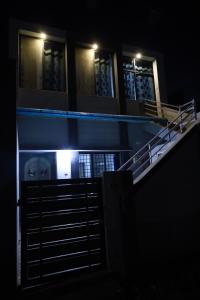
118;99;197;180
143;99;180;118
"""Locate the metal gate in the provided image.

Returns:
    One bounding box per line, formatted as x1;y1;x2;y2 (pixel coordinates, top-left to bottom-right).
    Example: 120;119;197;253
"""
20;178;106;289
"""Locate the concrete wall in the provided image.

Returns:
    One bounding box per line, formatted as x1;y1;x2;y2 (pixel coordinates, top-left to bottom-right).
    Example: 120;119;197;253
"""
133;124;200;262
103;171;135;281
75;47;95;96
20;36;43;89
77;120;120;148
17;88;68;110
77;95;119;114
126;100;144;116
103;124;200;277
18;116;69;149
128;123;155;152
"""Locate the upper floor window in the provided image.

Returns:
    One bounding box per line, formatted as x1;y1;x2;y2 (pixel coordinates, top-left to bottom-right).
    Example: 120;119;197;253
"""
20;35;65;91
123;56;155;101
75;47;114;97
94;51;114;97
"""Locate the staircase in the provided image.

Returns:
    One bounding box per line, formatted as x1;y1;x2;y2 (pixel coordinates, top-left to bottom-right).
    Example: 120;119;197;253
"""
118;99;198;183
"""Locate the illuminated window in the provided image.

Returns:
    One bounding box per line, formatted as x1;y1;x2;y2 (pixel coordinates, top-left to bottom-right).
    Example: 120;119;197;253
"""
123;56;155;101
79;153;118;178
20;35;65;91
94;51;114;97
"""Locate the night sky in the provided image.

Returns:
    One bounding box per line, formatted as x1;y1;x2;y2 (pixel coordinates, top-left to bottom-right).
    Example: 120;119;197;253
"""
8;1;200;109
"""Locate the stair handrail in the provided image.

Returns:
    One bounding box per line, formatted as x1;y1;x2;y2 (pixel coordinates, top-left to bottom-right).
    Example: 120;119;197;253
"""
131;112;195;176
118;99;196;172
144;99;180;110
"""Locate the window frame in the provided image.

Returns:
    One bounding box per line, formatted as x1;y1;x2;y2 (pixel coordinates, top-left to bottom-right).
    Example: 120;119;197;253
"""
19;33;67;92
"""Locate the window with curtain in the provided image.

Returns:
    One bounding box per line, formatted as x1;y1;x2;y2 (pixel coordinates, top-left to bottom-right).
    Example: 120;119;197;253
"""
43;41;65;91
94;51;114;97
20;35;65;91
123;56;155;101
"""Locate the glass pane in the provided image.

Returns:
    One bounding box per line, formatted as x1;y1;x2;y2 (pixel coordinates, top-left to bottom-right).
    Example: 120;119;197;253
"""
93;154;105;177
79;154;92;178
105;154;115;171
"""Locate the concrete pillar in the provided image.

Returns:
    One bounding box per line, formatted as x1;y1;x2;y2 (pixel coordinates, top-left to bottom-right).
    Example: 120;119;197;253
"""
66;37;78;149
2;59;17;294
102;171;135;283
114;47;127;115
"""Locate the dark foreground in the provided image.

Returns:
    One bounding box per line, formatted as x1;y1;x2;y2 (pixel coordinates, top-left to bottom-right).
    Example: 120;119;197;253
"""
16;255;200;300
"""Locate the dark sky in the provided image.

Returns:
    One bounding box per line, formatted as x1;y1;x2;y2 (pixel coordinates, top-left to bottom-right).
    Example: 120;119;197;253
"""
8;1;200;107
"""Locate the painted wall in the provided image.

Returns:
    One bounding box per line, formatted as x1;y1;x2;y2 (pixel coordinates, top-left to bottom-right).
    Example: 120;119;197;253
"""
20;36;43;89
102;124;200;279
128;122;159;152
17;88;68;110
132;124;200;262
77;119;120;148
75;47;95;96
18;116;69;149
126;100;144;116
77;95;119;114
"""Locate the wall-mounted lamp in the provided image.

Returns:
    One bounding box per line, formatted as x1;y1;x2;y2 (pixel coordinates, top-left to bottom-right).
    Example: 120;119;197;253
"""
135;53;142;59
40;32;47;39
92;43;98;50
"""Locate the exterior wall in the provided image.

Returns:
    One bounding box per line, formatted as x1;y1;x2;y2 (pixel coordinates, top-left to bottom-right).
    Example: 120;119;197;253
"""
128;123;156;152
17;88;68;110
77;95;119;114
75;47;95;95
102;124;200;277
133;125;200;261
126;100;144;116
10;18;169;125
20;35;43;89
77;120;120;148
18;116;69;149
10;19;166;117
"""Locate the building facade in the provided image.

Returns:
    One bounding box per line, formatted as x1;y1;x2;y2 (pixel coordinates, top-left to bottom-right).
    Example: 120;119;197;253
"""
10;18;167;187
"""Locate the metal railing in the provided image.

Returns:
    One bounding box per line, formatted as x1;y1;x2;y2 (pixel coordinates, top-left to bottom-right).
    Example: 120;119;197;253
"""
143;99;180;119
118;99;197;180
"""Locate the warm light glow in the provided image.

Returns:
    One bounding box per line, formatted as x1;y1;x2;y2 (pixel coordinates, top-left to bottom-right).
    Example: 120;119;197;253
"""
56;150;74;179
92;43;98;50
40;32;47;39
135;53;142;59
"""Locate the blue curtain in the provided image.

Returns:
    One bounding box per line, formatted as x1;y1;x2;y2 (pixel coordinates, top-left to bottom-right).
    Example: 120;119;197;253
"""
123;57;155;101
94;52;113;97
135;74;155;100
123;62;136;99
43;41;65;91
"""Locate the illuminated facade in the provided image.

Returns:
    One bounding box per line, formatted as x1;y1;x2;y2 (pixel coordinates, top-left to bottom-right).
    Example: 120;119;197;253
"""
9;18;167;188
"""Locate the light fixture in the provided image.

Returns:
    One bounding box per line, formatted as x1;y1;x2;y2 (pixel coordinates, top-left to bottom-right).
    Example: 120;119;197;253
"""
56;150;74;179
135;53;142;59
40;32;47;39
92;43;98;50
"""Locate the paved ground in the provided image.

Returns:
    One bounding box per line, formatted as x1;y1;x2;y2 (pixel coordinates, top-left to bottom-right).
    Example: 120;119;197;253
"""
16;258;200;300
